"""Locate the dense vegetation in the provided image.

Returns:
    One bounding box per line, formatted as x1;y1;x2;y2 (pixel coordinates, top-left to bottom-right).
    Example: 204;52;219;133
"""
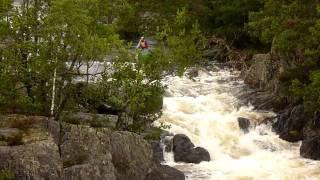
1;0;320;130
0;0;202;131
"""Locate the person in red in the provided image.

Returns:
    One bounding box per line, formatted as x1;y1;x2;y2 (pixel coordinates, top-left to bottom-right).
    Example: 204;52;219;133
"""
137;36;148;50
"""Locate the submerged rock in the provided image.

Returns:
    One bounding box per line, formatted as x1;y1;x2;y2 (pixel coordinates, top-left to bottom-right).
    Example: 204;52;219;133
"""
237;117;251;133
173;134;210;164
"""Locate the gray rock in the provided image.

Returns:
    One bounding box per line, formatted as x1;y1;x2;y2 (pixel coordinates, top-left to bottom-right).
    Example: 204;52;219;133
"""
0;139;62;180
0;115;184;180
64;163;115;180
173;134;210;164
111;131;153;180
60;124;116;180
244;54;276;90
147;164;185;180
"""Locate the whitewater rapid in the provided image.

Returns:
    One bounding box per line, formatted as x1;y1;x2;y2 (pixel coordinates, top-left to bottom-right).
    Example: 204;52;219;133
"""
158;66;320;180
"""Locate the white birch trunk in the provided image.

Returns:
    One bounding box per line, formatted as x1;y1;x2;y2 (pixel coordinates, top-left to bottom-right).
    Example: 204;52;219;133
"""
50;67;57;116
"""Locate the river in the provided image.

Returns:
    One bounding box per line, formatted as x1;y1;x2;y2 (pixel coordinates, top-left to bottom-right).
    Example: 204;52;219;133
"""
158;65;320;180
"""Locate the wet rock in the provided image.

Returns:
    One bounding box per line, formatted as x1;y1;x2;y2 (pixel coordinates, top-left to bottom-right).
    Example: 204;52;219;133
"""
302;112;320;140
254;140;277;152
147;164;185;180
186;67;199;78
237;117;251;133
150;140;164;162
173;134;210;164
273;105;307;142
300;136;320;160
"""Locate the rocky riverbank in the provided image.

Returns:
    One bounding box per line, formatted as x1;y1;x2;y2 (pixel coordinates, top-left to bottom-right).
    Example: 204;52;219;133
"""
241;52;320;160
0;114;184;180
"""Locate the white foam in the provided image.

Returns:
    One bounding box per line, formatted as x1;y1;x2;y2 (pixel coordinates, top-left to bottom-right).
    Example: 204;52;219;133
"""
158;67;320;180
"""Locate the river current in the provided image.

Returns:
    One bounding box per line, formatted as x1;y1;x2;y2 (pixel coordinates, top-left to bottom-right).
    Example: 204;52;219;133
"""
158;66;320;180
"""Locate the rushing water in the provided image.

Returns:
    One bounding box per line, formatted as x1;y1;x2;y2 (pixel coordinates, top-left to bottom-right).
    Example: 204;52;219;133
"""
158;66;320;180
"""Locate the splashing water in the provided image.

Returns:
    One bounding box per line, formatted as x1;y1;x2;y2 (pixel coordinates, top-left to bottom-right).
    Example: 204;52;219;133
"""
158;66;320;180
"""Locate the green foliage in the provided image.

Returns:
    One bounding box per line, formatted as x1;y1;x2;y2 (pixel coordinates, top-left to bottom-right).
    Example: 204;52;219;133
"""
0;0;203;131
248;0;319;54
154;8;204;75
290;71;320;113
0;169;14;180
207;0;263;46
0;0;120;116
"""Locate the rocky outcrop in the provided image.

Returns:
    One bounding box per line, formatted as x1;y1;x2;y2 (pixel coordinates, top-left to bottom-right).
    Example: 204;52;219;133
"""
172;134;210;164
0;115;185;180
0;138;62;179
273;105;306;142
60;124;116;180
240;53;287;111
244;54;278;91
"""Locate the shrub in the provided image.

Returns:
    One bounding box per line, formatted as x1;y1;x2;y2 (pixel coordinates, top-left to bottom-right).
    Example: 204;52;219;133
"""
0;169;14;180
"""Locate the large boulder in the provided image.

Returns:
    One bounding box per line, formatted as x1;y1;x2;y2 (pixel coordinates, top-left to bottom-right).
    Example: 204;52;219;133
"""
147;164;185;180
273;105;307;142
111;131;153;180
300;136;320;160
173;134;210;164
60;124;116;180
